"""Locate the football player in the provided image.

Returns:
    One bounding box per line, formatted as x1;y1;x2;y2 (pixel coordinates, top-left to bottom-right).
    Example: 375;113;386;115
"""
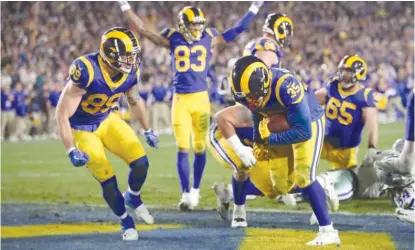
56;28;158;240
230;55;340;246
315;55;379;170
243;13;293;68
118;1;264;211
209;104;339;228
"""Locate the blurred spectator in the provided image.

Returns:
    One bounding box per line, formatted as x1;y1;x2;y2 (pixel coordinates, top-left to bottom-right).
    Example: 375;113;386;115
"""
1;2;413;140
147;76;172;135
47;83;62;138
1;84;15;140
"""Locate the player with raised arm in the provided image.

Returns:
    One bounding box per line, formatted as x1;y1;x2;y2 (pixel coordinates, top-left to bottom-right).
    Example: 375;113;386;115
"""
230;55;340;246
118;1;264;211
56;28;158;240
315;55;379;170
243;13;293;68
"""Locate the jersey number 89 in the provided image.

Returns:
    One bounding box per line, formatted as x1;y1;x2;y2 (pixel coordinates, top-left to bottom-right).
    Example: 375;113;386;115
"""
326;97;356;125
174;45;207;72
81;93;123;115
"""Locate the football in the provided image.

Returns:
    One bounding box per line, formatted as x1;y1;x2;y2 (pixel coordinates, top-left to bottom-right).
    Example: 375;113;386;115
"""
267;113;291;133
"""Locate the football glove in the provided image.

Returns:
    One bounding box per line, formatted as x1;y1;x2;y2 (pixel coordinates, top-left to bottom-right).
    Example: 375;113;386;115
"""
362;147;378;167
118;1;131;11
249;1;264;14
236;145;257;168
258;117;270;140
144;129;159;149
68;148;89;167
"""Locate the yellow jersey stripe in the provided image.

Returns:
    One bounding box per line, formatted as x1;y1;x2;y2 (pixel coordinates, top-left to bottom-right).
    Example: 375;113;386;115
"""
78;56;94;88
275;73;292;106
206;28;214;38
364;88;372;103
167;29;176;38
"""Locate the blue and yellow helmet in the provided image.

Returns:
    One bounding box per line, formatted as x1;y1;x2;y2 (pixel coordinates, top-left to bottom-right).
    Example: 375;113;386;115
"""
99;27;141;74
177;6;206;42
263;13;294;48
230;56;271;109
337;55;368;83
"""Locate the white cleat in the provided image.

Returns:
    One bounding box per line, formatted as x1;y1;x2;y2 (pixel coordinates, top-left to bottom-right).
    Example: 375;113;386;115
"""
317;173;339;212
178;192;193;212
212;182;232;220
122;228;139;240
231;206;248;228
133;204;154;225
190;188;200;208
306;227;340;246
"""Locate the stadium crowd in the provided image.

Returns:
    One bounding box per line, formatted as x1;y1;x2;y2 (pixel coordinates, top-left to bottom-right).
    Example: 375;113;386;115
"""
1;1;414;141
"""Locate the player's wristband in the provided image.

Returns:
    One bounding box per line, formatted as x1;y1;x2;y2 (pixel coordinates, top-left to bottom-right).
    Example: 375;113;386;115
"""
144;129;152;134
67;147;76;155
368;145;376;149
227;134;245;154
248;4;260;14
118;1;131;12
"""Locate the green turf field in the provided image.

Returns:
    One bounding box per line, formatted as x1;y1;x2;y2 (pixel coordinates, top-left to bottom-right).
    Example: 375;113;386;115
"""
1;122;404;214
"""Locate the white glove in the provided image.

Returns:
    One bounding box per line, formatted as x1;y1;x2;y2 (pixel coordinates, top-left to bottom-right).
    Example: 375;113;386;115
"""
236;145;257;168
362;148;378;167
118;1;131;11
396;207;415;224
227;134;257;168
249;1;264;14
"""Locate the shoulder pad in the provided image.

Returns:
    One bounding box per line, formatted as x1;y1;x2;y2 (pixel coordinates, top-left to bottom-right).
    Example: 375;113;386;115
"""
69;56;94;89
205;28;219;38
275;73;304;106
256;38;278;52
160;28;177;39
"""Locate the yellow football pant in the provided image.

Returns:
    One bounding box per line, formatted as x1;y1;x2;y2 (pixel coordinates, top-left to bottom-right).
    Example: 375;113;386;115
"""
72;113;146;182
320;141;358;169
172;91;210;153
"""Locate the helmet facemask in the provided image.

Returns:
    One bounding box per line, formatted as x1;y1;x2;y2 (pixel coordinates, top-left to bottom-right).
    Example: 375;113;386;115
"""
101;46;142;74
179;16;205;42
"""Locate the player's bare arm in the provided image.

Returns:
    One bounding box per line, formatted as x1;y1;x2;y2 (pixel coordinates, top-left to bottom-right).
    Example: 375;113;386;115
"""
118;1;170;48
125;84;150;131
362;107;379;148
315;87;328;106
55;81;86;151
254;50;279;68
216;105;252;139
211;1;263;50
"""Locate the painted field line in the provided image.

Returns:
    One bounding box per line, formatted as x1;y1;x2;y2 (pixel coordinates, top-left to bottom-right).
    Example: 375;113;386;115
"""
0;202;396;217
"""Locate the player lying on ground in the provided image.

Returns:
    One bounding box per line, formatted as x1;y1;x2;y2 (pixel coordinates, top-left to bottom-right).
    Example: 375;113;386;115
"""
208;104;339;228
315;55;379;171
375;91;415;224
228;55;340;246
119;1;264;211
56;28;158;240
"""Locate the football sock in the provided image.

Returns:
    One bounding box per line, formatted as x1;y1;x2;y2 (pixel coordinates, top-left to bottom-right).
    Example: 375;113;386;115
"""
119;212;135;229
302;181;331;226
100;176;127;217
193;152;206;189
232;176;249;205
177;151;190;193
245;178;264;196
128;156;149;192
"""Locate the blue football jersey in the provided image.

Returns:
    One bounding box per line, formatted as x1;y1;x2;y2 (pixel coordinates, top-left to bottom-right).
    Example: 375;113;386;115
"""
405;91;414;142
68;53;140;130
243;68;323;121
160;28;218;94
324;77;376;148
235;127;254;147
243;37;282;68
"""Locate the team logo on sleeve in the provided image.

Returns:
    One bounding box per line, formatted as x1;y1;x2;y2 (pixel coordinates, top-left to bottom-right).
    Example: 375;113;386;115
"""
286;80;304;104
69;64;82;81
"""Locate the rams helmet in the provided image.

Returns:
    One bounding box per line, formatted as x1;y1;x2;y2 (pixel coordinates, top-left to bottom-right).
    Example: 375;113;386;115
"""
230;56;271;109
337;55;367;85
178;6;206;42
99;27;141;74
263;13;294;48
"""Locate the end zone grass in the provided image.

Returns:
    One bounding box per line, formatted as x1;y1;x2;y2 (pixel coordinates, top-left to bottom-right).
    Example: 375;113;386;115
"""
1;122;404;214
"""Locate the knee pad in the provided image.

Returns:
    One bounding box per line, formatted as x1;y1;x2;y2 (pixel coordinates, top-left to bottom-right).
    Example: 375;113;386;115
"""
129;156;149;171
193;140;206;153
